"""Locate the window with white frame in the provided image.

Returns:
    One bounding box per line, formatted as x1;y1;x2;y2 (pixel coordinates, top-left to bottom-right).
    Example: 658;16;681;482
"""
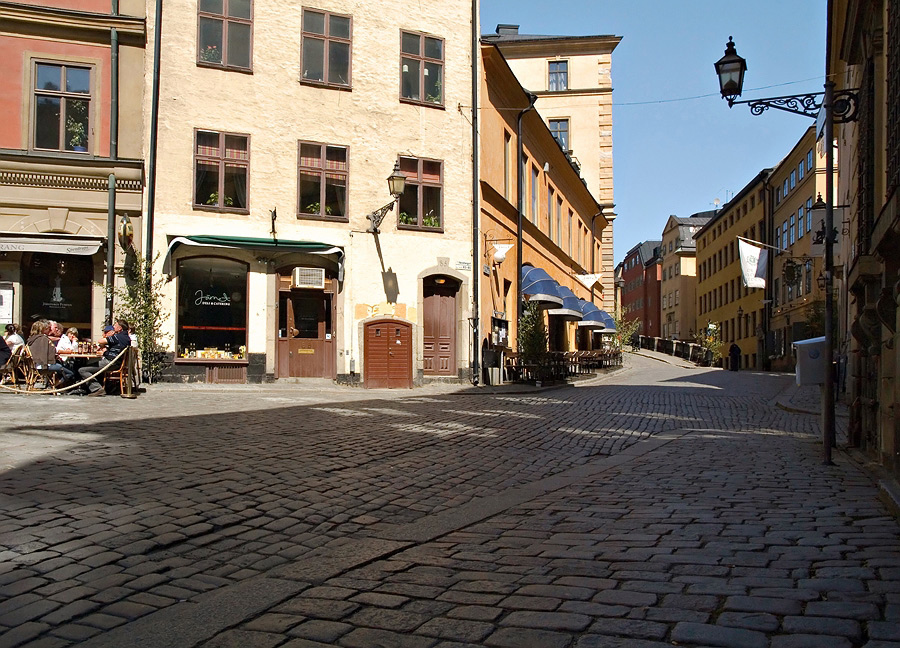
548;60;567;91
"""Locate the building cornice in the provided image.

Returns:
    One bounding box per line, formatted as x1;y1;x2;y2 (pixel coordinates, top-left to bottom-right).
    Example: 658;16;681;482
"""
485;35;621;58
533;87;613;98
0;1;145;37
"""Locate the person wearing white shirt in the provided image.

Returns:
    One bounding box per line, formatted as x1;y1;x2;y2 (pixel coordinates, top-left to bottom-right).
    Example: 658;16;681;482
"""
56;327;80;354
4;324;24;351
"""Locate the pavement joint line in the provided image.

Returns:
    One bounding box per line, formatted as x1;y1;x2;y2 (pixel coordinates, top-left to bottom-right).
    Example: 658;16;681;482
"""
78;576;306;648
73;426;690;648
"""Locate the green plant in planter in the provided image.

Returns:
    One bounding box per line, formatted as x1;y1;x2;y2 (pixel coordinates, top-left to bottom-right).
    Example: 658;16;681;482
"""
518;301;548;381
422;210;441;228
399;211;416;225
305;202;333;215
206;192;234;207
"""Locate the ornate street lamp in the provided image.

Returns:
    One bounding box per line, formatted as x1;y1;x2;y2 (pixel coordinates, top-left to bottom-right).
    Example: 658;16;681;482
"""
715;37;859;466
366;162;407;233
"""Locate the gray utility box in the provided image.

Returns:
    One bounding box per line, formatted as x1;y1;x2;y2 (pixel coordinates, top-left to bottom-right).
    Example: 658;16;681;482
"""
793;336;827;386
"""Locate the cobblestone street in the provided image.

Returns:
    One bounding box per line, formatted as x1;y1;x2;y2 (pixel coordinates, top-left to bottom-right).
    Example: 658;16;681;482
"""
1;353;898;648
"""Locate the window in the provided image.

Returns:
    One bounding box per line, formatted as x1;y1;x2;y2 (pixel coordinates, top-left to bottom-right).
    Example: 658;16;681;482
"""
806;198;813;232
774;278;780;306
789;214;796;245
400;31;443;106
531;165;539;224
568;210;573;255
783;179;789;196
297;141;347;220
547;187;554;234
549;119;569;151
805;260;812;294
548;60;568;91
797;206;804;238
178;257;248;358
674;289;680;305
790;170;796;189
798;159;805;180
33;62;91;152
807;149;813;171
397;156;442;229
782;221;788;250
198;0;252;70
775;187;782;204
301;9;351;87
774;226;780;252
556;198;562;245
194;130;249;211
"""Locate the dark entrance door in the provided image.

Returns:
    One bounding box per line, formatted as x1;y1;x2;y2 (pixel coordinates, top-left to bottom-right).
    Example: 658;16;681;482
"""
423;277;457;376
276;289;334;378
21;253;93;332
365;319;412;388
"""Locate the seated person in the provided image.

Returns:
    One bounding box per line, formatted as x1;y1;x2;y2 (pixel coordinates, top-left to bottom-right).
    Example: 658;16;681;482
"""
56;327;80;355
27;320;75;385
47;320;62;344
0;335;10;368
78;324;131;396
4;324;25;352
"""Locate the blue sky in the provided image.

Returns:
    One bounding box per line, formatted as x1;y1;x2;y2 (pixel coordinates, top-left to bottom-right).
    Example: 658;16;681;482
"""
479;0;827;262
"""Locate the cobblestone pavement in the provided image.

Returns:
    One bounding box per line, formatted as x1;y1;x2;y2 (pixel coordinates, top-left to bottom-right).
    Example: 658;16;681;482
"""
1;355;898;647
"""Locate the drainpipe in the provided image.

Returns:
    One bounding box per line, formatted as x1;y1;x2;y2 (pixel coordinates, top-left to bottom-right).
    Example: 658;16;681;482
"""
515;91;538;343
470;0;480;385
590;204;614;304
145;0;164;282
105;0;119;325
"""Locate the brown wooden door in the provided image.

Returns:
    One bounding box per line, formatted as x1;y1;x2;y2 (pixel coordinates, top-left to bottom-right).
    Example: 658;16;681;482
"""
423;283;457;376
276;290;334;378
365;320;412;388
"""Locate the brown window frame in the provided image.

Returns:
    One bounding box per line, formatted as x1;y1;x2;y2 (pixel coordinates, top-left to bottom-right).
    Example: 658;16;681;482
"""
300;9;352;89
297;140;349;221
32;61;93;154
399;30;444;108
197;0;253;72
193;129;251;214
396;156;443;231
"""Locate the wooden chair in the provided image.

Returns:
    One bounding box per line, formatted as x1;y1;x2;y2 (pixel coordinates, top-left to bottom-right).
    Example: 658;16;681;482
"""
104;347;135;394
0;346;26;387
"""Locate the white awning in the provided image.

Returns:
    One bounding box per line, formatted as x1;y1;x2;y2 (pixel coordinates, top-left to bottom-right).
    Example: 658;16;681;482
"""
0;234;103;256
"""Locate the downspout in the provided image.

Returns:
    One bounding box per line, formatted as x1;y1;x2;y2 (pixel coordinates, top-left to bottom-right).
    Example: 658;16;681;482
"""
145;0;163;282
590;203;614;304
470;0;480;385
822;0;836;461
762;172;772;371
515;91;538;344
105;0;119;324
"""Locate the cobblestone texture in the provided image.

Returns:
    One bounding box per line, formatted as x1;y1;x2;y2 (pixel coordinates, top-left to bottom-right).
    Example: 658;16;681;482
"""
0;353;896;647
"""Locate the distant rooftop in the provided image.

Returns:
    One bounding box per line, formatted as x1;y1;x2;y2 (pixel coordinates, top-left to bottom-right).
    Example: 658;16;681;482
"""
482;24;618;44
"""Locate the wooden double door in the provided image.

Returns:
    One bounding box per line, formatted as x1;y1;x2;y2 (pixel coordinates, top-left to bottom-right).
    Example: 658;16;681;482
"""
423;278;458;376
276;288;335;379
365;320;412;388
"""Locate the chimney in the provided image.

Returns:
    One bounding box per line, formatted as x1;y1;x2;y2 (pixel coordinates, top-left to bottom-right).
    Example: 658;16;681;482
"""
496;24;520;36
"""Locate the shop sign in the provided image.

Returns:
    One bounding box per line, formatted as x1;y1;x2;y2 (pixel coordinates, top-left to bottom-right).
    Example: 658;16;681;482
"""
194;290;232;307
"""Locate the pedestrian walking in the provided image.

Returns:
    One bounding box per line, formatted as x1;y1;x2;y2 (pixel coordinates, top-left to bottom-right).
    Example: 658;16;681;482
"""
728;341;740;371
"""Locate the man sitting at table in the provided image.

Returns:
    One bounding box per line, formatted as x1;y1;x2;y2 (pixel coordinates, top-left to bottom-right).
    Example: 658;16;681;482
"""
56;327;80;355
78;324;131;396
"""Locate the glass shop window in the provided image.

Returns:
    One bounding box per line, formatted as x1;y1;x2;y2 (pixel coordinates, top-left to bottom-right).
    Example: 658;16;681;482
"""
177;257;248;359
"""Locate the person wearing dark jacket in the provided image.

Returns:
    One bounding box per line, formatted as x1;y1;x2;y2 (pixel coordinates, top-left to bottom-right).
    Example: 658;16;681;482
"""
0;335;10;369
728;342;741;371
78;324;131;395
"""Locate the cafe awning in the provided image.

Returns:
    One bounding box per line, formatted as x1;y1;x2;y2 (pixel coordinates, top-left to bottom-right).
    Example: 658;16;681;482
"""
163;235;345;279
576;299;606;329
547;285;584;321
596;310;617;333
520;264;563;308
0;233;104;256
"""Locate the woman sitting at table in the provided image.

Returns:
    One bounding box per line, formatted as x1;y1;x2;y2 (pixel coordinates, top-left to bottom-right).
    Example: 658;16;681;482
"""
56;327;80;355
27;320;75;385
5;324;25;352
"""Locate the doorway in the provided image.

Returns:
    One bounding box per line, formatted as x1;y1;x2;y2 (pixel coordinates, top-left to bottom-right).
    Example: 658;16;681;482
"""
364;319;412;388
423;275;458;376
276;288;335;378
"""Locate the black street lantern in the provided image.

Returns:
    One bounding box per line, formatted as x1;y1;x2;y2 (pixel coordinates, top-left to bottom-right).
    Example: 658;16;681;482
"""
387;161;406;198
715;37;746;102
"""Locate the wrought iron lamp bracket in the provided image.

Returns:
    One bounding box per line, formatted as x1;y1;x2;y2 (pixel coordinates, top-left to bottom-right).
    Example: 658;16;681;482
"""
366;199;399;234
728;89;859;123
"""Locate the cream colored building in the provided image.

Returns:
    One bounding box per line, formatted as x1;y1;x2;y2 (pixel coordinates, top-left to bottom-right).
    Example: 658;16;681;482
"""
0;0;145;337
659;212;713;341
145;0;475;385
483;24;619;315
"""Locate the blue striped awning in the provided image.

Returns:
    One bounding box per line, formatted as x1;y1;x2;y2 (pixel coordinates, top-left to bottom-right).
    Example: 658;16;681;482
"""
597;310;616;332
520;265;563;308
547;285;584;321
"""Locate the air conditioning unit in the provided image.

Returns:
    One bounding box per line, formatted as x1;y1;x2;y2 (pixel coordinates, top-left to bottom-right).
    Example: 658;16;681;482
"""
292;267;325;289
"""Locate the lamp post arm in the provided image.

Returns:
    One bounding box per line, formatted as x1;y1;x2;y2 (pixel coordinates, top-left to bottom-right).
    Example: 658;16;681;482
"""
728;89;859;122
366;198;399;234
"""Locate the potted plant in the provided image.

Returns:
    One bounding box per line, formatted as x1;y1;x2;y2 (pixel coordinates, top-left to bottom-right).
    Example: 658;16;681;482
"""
200;44;222;63
205;191;234;207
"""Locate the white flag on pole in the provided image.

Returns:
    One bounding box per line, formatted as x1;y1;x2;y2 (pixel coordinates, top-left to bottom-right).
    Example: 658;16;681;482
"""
738;239;768;288
575;273;602;290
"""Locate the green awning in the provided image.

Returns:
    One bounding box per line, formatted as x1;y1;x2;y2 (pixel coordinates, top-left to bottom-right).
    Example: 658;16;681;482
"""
163;235;344;279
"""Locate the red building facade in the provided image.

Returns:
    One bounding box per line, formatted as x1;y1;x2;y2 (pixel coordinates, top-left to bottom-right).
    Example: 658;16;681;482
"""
620;240;661;337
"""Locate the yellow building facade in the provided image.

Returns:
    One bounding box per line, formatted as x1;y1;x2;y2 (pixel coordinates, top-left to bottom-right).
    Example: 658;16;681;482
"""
482;25;619;315
659;212;712;341
696;172;769;370
479;44;606;379
145;0;475;385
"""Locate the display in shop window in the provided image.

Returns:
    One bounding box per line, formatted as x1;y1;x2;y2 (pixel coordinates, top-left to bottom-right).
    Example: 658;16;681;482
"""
177;257;247;359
